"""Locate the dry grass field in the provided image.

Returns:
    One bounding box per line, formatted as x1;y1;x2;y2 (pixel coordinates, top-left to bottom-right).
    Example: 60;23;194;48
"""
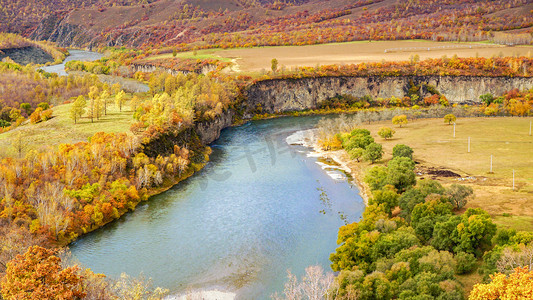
149;40;533;73
351;117;533;231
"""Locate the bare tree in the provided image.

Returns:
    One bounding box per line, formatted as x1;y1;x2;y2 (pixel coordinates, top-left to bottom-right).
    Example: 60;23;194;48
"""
272;265;334;300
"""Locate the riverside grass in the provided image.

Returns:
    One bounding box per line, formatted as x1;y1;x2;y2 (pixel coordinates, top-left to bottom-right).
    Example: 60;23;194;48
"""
349;116;533;231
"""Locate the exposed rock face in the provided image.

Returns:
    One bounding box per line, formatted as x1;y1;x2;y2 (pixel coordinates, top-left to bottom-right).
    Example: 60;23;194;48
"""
0;46;54;65
194;110;235;144
244;76;533;115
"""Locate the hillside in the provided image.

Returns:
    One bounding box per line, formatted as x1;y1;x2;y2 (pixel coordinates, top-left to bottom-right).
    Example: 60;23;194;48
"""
9;0;532;49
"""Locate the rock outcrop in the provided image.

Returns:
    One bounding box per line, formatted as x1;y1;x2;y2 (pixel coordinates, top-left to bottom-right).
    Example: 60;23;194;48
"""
244;76;533;115
0;46;54;65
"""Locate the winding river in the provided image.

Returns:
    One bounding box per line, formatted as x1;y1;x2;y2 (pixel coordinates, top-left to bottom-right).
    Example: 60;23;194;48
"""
70;116;365;299
40;49;103;76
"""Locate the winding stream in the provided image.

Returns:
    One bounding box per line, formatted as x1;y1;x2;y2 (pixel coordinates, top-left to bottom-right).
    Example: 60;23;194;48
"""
70;116;365;299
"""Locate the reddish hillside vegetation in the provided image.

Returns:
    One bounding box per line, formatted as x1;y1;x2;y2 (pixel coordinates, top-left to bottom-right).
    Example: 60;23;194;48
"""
4;0;530;49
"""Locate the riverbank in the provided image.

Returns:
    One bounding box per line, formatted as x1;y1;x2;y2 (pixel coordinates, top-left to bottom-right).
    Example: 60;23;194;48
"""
287;129;371;205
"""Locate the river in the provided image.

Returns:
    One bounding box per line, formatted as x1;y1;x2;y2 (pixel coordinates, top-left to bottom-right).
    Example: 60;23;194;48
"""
69;111;364;299
40;50;149;93
40;49;103;76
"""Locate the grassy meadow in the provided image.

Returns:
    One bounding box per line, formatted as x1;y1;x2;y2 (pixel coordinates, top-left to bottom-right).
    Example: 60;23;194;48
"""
0;101;135;157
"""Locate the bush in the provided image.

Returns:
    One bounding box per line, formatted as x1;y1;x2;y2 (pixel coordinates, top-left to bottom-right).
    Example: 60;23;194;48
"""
455;252;476;274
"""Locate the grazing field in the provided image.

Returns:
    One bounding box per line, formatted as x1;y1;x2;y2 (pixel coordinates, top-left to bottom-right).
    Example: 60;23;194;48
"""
149;40;533;73
0;102;135;157
355;117;533;230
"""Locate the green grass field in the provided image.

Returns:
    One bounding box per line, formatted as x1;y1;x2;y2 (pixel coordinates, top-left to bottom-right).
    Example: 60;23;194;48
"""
355;117;533;230
0;102;135;157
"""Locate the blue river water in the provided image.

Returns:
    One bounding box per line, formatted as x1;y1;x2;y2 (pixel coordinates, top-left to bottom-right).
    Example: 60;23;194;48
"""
70;116;365;299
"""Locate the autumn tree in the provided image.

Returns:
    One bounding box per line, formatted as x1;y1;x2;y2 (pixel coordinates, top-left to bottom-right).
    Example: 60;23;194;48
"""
444;114;456;125
378;127;395;139
470;267;533;300
87;86;99;123
271;58;278;73
0;246;85;300
115;90;126;112
70;95;86;124
100;90;110;116
392;115;408;128
10;132;27;158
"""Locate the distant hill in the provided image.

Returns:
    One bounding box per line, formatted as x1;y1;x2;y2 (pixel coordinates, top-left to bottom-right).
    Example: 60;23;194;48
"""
2;0;532;49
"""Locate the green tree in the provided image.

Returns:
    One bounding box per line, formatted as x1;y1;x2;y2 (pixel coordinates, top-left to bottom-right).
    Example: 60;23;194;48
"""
386;157;416;192
445;184;473;210
378;127;395;139
344;133;374;150
444;114;456;125
392;144;413;160
369;186;399;214
479;93;494;105
349;148;364;162
363;142;383;163
271;58;278;73
453;208;496;256
70;95;87;124
411;198;453;242
38;102;50;110
392;115;408;128
19;103;31;116
365;165;388;191
455;252;476;274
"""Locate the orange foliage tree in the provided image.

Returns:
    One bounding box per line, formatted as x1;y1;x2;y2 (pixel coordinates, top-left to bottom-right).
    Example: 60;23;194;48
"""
0;246;85;300
469;267;533;299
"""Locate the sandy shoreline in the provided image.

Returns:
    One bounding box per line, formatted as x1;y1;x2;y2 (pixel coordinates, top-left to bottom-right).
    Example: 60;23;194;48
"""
287;129;371;205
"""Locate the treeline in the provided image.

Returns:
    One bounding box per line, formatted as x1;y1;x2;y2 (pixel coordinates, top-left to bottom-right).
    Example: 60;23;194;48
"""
266;56;533;81
325;128;533;299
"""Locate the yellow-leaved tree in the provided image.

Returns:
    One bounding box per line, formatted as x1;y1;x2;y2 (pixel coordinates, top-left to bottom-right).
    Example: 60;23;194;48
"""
469;267;533;299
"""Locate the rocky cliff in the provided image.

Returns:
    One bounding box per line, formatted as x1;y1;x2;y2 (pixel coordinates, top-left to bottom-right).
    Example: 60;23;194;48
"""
244;76;533;115
0;46;54;65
